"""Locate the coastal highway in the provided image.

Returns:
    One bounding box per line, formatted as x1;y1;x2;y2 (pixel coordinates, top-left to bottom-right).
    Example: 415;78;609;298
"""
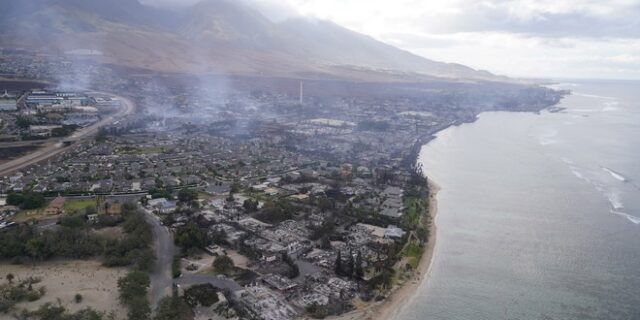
0;94;135;177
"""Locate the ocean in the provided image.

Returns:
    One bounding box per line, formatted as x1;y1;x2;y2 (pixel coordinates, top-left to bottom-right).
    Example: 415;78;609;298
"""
398;80;640;320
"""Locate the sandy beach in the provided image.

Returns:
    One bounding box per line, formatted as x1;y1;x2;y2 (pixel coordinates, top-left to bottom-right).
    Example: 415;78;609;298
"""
330;180;440;320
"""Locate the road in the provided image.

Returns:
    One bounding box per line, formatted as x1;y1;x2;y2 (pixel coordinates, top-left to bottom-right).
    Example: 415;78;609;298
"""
141;207;177;310
0;94;135;177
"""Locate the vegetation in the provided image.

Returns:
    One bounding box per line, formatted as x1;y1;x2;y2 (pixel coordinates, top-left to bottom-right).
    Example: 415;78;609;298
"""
15;115;34;129
0;278;46;313
357;120;390;132
403;243;423;269
51;124;79;137
149;188;171;200
117;271;151;320
177;188;198;203
242;199;259;212
6;192;45;210
154;294;193;320
0;203;153;271
172;255;182;278
368;268;395;291
103;205;155;271
213;255;234;274
63;199;97;214
174;223;208;251
183;284;219;307
24;303;104;320
254;199;296;224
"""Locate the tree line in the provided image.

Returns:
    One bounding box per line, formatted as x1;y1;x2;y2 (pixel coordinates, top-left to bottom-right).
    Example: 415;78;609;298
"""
0;203;154;271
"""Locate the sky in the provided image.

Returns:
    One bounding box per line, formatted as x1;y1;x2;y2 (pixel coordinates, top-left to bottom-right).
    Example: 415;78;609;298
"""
145;0;640;80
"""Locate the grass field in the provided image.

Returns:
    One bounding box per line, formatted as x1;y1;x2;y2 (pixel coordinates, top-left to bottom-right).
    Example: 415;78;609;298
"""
11;209;54;222
63;199;97;214
403;243;424;269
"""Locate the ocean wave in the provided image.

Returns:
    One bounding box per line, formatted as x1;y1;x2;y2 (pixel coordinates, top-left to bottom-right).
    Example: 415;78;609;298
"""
603;167;628;182
612;211;640;225
606;190;624;210
569;108;600;113
573;92;618;100
602;101;621;112
537;128;559;146
561;157;574;165
561;160;639;225
569;166;585;180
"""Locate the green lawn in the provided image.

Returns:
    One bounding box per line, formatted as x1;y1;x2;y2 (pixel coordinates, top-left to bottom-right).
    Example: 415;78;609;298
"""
403;243;424;269
63;199;97;214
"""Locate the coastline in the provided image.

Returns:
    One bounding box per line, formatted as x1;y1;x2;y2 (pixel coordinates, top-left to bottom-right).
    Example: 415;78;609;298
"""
330;180;440;320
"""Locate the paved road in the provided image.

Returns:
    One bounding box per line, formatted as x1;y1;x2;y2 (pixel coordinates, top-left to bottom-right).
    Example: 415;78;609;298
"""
141;207;177;309
0;94;135;176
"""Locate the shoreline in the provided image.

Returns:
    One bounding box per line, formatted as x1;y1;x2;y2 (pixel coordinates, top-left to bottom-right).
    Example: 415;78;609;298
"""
379;179;440;320
330;179;440;320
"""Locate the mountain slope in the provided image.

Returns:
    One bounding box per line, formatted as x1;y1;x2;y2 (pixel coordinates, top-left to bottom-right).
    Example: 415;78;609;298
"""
0;0;507;82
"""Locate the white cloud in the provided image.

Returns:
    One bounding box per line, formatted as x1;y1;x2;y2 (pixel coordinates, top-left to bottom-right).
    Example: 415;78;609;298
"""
283;0;640;79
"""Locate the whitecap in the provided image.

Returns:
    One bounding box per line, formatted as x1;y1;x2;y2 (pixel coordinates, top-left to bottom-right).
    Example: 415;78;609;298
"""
561;157;574;165
569;108;599;113
606;191;624;210
612;211;640;225
573;92;618;100
602;101;621;112
603;167;628;182
569;166;585;180
537;128;559;146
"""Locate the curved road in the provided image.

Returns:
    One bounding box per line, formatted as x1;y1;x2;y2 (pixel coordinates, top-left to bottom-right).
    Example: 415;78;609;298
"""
0;94;135;177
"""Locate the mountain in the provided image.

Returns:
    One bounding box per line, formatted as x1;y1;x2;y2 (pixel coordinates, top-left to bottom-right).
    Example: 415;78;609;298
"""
0;0;507;82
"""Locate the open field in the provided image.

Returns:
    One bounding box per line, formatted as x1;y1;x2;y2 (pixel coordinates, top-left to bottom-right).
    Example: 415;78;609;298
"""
0;260;127;319
11;209;58;223
64;199;97;214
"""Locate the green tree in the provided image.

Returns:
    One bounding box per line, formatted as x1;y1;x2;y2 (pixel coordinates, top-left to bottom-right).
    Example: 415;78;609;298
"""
174;223;208;250
117;271;151;320
242;199;259;212
178;189;198;203
154;294;192;320
213;255;234;274
183;284;219;307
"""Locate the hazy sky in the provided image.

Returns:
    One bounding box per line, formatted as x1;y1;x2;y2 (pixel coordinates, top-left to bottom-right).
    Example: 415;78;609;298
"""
146;0;640;80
